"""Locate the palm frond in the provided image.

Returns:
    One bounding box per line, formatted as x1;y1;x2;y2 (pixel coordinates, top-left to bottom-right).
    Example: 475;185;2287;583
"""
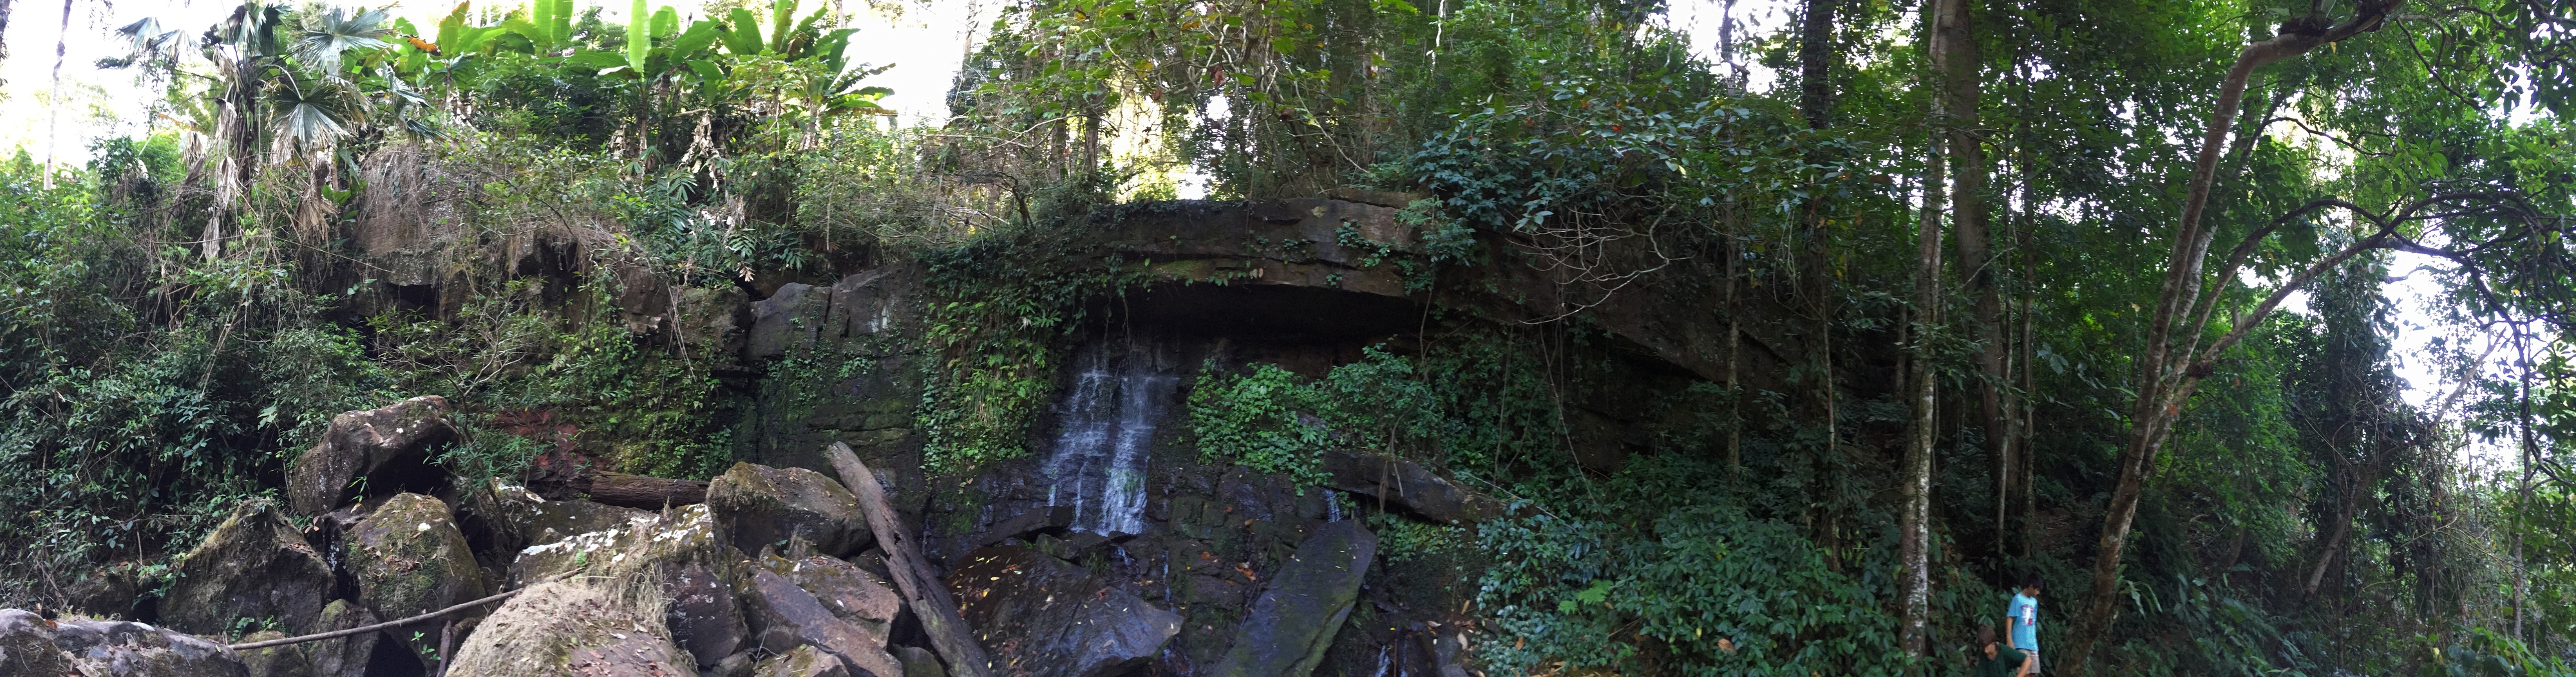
292;6;396;74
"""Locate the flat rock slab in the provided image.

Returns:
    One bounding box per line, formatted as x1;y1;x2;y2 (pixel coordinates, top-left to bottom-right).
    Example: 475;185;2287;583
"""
946;546;1182;677
161;500;334;636
1;609;251;677
1209;521;1378;677
476;483;654;555
753;645;851;677
743;566;903;677
286;396;457;515
761;553;902;635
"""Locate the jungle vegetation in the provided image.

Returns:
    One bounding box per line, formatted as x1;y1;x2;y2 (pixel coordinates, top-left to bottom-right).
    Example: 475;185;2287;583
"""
0;0;2572;674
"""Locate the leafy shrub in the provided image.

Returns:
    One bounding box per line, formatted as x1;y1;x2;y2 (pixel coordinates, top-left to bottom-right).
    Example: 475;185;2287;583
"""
1477;454;1906;676
1187;347;1454;485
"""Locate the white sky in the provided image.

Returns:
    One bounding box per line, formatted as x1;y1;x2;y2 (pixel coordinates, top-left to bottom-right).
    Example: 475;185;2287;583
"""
0;0;2535;462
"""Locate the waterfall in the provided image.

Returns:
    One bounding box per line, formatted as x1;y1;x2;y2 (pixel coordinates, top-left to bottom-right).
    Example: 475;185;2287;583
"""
1325;488;1341;523
1040;341;1177;535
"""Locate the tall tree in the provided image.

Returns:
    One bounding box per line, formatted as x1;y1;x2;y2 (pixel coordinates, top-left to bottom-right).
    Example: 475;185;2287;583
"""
1795;0;1844;566
2057;1;2415;671
1931;0;2011;563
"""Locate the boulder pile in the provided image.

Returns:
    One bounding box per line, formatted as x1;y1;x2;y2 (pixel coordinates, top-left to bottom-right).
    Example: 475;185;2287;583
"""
6;398;1433;677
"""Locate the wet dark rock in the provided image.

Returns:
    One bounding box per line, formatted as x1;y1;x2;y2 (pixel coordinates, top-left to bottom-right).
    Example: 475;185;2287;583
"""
892;646;945;677
37;618;245;674
65;561;146;620
760;553;901;636
667;560;750;669
1318;452;1500;524
285;396;458;515
303;601;377;677
346;493;487;666
1209;521;1378;677
443;579;694;677
749;283;828;360
708;463;871;557
234;631;313;677
978;506;1073;547
741;566;902;677
752;645;851;677
161;500;336;636
945;546;1182;677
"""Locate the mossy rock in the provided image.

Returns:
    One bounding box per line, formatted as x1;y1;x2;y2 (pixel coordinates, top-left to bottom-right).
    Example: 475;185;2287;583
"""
442;579;693;677
347;492;487;667
162;499;336;636
507;503;725;586
234;631;313;677
303;601;377;677
707;463;869;557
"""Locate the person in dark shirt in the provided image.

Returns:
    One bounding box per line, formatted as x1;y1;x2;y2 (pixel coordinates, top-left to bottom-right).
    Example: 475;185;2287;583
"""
1974;624;2029;677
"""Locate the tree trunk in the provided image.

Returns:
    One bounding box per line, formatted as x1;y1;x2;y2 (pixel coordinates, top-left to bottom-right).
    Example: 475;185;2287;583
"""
1928;0;2006;570
1899;144;1946;659
1797;0;1837;131
2057;5;2401;673
1797;0;1842;568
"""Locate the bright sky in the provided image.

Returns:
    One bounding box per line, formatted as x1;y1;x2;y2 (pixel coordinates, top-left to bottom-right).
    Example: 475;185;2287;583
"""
0;0;2525;461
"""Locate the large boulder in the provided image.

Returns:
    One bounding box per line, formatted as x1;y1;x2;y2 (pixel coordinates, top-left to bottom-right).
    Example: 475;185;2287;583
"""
303;601;377;677
1;609;251;677
759;553;901;636
442;579;695;677
1209;521;1378;677
161;500;336;636
707;463;870;557
285;396;458;515
503;503;746;670
741;566;902;677
0;609;79;676
945;546;1183;677
346;493;487;667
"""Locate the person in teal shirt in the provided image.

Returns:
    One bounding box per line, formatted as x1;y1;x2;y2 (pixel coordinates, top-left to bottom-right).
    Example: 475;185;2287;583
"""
2007;573;2043;674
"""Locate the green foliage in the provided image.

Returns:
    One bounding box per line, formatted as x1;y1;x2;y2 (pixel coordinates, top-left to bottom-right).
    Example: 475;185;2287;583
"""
1477;454;1906;676
1189;362;1340;484
1187;347;1454;485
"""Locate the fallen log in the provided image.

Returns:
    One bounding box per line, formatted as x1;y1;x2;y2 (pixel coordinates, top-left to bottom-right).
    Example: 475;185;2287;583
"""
529;461;710;509
821;442;994;677
585;471;710;508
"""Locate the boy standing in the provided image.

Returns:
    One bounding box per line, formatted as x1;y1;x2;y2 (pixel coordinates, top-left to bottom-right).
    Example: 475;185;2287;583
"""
2007;574;2043;675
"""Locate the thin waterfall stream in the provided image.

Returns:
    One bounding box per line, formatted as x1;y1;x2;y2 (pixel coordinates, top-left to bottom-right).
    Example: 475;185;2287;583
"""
1041;341;1178;535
